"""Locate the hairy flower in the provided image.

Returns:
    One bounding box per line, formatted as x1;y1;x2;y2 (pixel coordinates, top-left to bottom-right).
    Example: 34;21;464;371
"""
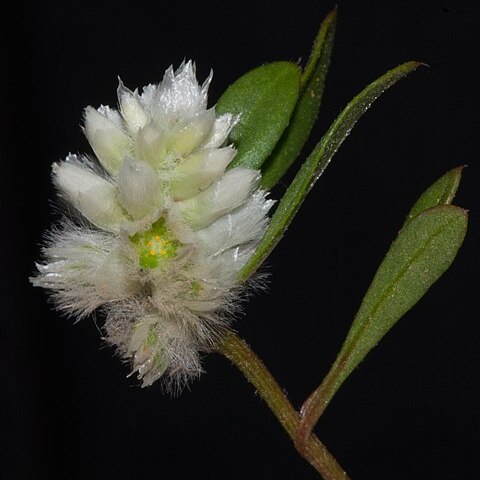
32;61;273;392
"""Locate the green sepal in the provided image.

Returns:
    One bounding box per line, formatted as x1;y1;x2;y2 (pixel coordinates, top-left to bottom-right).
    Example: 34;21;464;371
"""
216;62;301;170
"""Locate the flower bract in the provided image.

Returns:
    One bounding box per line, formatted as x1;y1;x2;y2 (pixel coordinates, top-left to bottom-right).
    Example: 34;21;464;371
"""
32;61;273;391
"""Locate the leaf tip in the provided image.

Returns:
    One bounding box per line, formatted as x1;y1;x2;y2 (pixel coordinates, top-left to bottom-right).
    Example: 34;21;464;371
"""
318;6;338;32
454;205;469;219
326;5;338;21
448;164;465;185
404;60;425;72
428;204;469;227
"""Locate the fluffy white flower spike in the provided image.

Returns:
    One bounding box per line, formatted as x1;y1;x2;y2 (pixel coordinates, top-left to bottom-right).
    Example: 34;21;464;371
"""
32;61;274;392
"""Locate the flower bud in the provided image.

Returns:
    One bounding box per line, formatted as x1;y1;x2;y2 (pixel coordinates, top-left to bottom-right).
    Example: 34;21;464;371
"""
118;81;148;134
179;167;260;229
170;147;236;200
84;106;131;175
53;158;127;231
168;109;216;157
117;157;161;219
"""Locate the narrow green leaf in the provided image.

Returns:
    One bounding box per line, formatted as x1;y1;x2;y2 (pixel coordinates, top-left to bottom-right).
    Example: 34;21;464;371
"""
298;205;467;442
239;61;421;282
261;8;337;190
338;205;467;382
216;62;301;170
300;7;337;88
403;166;464;227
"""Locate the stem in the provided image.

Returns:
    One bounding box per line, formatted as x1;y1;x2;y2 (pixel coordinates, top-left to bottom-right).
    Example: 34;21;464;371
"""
216;331;350;480
297;354;347;452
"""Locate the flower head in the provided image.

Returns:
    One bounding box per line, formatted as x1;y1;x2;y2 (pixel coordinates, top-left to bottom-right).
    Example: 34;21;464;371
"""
32;61;273;392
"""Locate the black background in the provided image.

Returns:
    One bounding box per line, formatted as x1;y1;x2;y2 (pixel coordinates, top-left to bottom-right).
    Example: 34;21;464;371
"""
2;1;479;479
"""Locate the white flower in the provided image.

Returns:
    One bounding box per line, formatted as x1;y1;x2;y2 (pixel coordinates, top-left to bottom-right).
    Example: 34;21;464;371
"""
31;61;274;392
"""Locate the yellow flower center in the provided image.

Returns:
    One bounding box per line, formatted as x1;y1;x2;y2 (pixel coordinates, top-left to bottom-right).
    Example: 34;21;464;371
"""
130;218;180;269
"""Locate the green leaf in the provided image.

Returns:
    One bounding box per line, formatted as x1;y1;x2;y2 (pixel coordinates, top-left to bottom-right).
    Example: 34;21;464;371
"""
403;166;464;227
298;205;467;442
261;8;337;189
216;62;301;170
338;205;467;382
239;61;421;282
300;7;337;88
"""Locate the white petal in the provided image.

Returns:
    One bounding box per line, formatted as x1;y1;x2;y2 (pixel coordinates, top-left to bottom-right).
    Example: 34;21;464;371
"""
135;121;167;167
202;113;239;149
200;69;213;100
168;108;215;157
53;156;105;197
31;228;137;317
186;246;252;303
93;249;139;298
152;61;208;122
117;157;161;219
214;245;255;274
126;314;199;388
196;190;274;256
128;318;169;384
118;80;148;134
97;104;123;127
139;83;157;110
77;185;127;231
179;167;260;229
53;159;127;231
84;106;131;175
170;147;236;200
